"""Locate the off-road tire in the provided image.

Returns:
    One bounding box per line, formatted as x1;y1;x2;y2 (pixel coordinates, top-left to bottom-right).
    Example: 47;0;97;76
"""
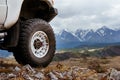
13;19;56;67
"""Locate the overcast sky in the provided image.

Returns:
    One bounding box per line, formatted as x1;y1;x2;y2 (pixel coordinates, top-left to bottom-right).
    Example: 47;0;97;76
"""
50;0;120;33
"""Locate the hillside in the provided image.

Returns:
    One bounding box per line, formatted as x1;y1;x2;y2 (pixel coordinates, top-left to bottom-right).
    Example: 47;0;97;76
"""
55;46;120;61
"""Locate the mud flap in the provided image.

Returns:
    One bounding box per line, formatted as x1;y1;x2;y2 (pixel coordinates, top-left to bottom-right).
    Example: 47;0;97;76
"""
4;22;19;48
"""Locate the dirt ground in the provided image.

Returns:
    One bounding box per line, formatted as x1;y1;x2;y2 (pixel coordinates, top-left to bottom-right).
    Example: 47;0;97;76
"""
0;56;120;80
1;56;120;72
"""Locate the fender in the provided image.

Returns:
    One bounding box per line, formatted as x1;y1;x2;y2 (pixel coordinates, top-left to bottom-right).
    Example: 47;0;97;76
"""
4;0;54;29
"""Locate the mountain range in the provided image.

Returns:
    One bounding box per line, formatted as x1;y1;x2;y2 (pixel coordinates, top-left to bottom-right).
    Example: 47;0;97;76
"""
55;26;120;49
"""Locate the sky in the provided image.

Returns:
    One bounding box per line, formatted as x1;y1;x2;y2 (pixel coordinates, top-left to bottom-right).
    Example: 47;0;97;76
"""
50;0;120;33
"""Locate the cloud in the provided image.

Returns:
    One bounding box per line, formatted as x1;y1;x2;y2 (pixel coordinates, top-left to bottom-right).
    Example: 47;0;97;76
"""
51;0;120;33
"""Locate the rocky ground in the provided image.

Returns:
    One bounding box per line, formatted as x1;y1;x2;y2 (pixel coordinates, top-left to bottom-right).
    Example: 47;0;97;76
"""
0;57;120;80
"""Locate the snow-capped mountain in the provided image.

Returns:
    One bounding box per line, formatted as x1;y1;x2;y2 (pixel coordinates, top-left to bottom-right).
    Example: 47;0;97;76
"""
56;29;79;42
56;26;120;49
55;29;80;49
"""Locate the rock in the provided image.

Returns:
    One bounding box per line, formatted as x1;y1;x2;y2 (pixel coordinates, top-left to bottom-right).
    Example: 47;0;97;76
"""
22;73;33;80
67;70;73;78
109;68;120;80
48;72;58;80
23;64;36;74
34;72;45;79
14;66;21;72
53;71;64;79
8;73;16;78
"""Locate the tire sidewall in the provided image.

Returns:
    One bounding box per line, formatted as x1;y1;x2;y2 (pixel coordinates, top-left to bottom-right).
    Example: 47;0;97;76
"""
27;21;55;66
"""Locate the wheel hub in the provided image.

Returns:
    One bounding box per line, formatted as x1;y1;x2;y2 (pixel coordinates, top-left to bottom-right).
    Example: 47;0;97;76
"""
34;39;43;49
31;31;49;58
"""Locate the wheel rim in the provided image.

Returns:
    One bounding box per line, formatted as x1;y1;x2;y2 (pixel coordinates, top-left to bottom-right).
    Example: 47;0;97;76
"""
31;31;49;58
